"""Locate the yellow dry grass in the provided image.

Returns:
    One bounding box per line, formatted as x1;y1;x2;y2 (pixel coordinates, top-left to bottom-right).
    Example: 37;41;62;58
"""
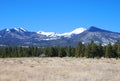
0;57;120;81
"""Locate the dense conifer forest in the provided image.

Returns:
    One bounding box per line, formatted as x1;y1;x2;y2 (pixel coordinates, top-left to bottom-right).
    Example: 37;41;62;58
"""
0;41;120;58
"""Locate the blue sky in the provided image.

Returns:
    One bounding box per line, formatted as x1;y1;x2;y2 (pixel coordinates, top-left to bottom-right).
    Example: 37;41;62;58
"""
0;0;120;33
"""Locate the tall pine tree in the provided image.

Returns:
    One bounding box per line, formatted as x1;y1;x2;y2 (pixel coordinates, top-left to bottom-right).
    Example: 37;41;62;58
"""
105;43;112;58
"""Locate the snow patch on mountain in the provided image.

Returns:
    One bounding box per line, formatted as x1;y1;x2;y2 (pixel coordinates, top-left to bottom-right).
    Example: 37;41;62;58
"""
14;28;26;32
71;28;86;34
37;31;58;37
5;29;10;32
59;28;86;37
37;27;86;38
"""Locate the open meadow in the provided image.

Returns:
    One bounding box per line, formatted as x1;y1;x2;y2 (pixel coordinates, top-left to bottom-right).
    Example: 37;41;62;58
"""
0;57;120;81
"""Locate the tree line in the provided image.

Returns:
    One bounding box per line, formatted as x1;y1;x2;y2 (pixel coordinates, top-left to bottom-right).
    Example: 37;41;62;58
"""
0;41;120;58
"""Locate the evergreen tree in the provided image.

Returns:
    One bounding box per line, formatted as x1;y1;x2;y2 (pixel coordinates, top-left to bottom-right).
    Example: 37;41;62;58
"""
1;41;120;58
112;44;117;58
49;47;56;57
90;41;98;58
75;42;84;57
117;44;120;58
66;46;72;57
43;47;50;57
58;47;66;57
105;43;112;58
70;47;75;57
52;46;59;57
85;44;91;58
97;43;103;57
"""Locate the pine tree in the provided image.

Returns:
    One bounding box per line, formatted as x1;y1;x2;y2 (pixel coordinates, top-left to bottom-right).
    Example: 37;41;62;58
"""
85;44;91;58
70;47;75;57
58;47;66;57
66;46;71;57
117;44;120;58
112;44;117;58
97;43;103;58
52;46;59;57
90;41;98;58
75;42;84;57
49;47;56;57
105;43;112;58
58;47;62;57
43;47;50;57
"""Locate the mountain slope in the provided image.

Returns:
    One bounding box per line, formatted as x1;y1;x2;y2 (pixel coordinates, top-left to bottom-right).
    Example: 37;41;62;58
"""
37;27;86;38
70;26;120;45
0;26;120;46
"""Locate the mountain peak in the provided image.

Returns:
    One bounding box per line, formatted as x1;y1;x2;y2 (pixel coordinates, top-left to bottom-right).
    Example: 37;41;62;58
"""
3;28;27;33
37;27;86;37
89;26;98;29
2;28;10;32
13;28;26;32
71;27;86;34
87;26;105;32
0;26;120;46
37;31;57;37
59;27;86;37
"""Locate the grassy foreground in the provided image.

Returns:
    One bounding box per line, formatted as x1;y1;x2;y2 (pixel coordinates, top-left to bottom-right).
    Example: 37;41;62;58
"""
0;57;120;81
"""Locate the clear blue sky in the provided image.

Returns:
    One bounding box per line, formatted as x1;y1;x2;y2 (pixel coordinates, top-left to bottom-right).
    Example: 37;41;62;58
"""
0;0;120;33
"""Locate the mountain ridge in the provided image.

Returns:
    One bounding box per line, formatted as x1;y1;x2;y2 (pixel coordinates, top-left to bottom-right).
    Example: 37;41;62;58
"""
0;26;120;46
37;27;86;38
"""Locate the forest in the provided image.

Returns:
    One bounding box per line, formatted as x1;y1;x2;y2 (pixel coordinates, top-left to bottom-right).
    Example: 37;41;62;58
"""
0;41;120;58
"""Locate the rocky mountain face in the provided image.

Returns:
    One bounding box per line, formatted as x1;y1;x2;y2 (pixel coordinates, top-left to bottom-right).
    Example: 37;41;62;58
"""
69;26;120;45
0;26;120;46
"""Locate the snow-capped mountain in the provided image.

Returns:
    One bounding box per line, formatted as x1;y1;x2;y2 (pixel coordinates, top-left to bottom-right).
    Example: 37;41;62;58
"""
0;28;28;39
58;28;86;37
5;28;26;32
13;27;27;32
0;26;120;46
69;26;120;45
37;31;58;37
37;27;86;38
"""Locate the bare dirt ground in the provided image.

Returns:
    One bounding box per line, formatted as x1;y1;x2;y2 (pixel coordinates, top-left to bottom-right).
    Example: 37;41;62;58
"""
0;57;120;81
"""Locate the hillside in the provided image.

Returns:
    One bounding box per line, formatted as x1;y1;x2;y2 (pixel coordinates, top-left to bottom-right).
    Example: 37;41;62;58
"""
0;26;120;46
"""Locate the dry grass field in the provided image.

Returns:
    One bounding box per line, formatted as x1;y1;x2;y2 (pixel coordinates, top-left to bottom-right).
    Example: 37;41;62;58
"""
0;57;120;81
